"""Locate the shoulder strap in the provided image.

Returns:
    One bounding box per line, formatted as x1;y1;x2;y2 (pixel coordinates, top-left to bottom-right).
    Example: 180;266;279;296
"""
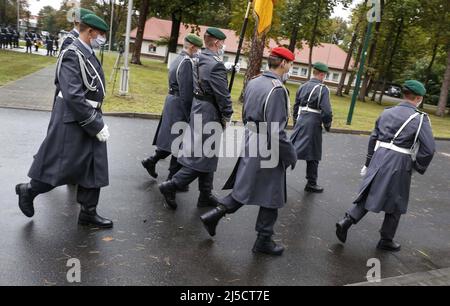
176;55;193;87
391;112;420;143
412;113;425;149
263;79;290;124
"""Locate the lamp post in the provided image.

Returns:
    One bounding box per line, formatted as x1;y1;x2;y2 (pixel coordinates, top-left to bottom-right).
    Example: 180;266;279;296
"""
119;0;132;96
17;0;20;32
108;0;114;52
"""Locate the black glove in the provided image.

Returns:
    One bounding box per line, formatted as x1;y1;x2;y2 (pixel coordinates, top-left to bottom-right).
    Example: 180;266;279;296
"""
324;123;331;132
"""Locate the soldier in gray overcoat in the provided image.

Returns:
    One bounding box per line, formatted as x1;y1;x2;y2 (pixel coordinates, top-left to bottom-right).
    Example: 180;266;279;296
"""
158;27;233;210
336;80;435;252
200;47;297;256
290;62;333;193
141;34;203;188
15;14;113;228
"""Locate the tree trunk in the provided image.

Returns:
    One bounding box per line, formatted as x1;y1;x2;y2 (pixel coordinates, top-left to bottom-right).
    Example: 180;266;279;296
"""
378;17;403;104
336;26;359;96
288;24;299;53
436;47;450;117
308;0;322;80
344;28;365;95
131;0;150;65
336;0;367;97
166;10;182;64
422;41;439;108
239;28;267;103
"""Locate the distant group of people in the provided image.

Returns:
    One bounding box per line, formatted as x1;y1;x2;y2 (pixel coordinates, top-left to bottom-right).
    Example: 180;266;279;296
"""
0;26;60;56
24;31;59;56
0;27;19;49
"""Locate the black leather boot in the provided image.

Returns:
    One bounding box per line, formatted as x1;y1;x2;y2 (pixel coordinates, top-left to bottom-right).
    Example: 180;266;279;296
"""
168;175;189;193
377;239;401;252
158;181;178;210
252;235;285;256
304;182;324;193
78;207;113;228
141;157;158;178
15;183;37;218
200;205;227;236
336;214;354;243
197;192;219;208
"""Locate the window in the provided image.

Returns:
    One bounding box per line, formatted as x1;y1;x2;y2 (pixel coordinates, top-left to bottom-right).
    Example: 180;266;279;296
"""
223;56;229;63
292;67;299;76
332;73;340;82
300;68;308;76
148;44;157;53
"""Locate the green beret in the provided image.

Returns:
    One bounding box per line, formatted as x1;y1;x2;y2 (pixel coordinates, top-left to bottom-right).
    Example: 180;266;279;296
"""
73;8;95;22
313;62;329;73
185;34;203;48
403;80;426;96
81;13;109;32
206;27;226;40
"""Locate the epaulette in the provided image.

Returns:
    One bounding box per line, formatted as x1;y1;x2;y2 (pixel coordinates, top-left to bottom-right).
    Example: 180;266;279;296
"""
416;109;428;116
213;56;222;62
272;79;283;88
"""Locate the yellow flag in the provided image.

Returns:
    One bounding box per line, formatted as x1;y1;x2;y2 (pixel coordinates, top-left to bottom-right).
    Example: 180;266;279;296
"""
254;0;275;35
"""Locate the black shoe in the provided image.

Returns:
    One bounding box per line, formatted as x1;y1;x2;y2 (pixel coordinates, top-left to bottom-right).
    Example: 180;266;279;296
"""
197;192;219;208
304;183;324;193
141;158;158;178
336;215;354;243
78;209;113;228
158;181;178;210
252;235;285;256
200;205;227;237
15;183;36;218
377;239;401;252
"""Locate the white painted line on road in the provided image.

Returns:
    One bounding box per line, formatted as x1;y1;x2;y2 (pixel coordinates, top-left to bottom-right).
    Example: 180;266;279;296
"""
439;152;450;158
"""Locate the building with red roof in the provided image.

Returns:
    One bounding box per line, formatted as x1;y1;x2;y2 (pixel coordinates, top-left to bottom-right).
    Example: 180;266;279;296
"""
130;18;355;86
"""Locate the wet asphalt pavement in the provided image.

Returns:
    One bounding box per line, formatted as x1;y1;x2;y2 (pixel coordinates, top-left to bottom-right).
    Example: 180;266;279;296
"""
0;107;449;286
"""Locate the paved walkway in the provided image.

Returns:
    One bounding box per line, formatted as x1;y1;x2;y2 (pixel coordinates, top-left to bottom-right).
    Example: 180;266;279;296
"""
0;64;56;111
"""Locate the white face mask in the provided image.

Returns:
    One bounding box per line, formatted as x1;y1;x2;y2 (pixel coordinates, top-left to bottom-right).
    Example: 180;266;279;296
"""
416;98;424;108
90;34;106;48
282;72;291;82
217;44;226;56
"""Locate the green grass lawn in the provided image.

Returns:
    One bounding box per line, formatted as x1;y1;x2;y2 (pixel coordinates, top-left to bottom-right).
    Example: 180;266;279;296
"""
0;50;57;86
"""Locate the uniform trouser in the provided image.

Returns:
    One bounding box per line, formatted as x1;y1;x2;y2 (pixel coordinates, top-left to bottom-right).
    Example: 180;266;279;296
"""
26;46;32;53
221;194;278;237
30;179;100;210
150;148;182;179
306;160;319;184
172;166;214;193
347;204;401;241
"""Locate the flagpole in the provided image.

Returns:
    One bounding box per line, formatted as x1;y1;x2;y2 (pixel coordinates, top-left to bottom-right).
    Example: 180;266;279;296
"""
228;0;253;92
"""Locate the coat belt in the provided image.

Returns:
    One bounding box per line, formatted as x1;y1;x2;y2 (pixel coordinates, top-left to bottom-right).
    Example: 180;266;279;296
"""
300;106;321;114
57;91;102;109
375;141;412;155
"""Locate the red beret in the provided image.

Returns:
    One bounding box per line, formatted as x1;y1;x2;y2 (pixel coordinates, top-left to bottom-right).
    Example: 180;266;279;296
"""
270;47;295;61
